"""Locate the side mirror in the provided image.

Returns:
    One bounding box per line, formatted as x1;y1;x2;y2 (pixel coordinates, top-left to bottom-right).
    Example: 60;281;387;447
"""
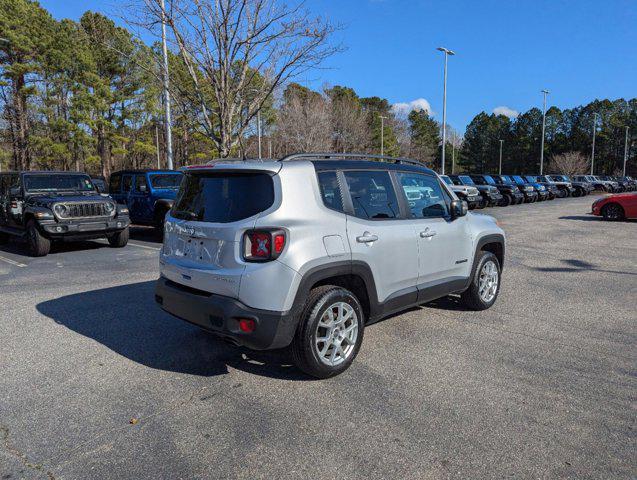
9;186;20;197
450;199;468;219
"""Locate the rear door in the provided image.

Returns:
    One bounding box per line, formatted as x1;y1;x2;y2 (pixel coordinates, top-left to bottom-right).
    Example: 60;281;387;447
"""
130;174;153;222
394;171;473;298
161;169;277;298
342;169;419;306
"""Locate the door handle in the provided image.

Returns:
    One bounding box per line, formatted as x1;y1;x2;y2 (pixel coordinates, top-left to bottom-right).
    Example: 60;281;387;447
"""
356;232;378;243
420;230;437;238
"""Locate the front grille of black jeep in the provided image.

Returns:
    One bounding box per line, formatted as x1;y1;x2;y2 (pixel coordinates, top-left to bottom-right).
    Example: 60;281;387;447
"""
61;202;109;218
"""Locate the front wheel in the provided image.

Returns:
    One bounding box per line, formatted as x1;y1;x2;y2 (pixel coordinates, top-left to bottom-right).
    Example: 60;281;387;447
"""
26;220;51;257
601;203;624;221
107;227;129;247
460;251;501;310
499;195;512;207
291;286;364;379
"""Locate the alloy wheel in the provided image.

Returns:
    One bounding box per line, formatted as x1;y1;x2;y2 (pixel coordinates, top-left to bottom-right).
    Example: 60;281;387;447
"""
314;302;359;367
478;260;499;303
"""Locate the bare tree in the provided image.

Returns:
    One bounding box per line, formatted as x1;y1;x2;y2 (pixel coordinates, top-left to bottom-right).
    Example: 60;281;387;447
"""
276;87;331;152
328;91;370;153
131;0;340;157
550;151;589;175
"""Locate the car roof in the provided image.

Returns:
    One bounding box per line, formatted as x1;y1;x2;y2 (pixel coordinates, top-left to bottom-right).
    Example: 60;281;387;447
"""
311;160;436;175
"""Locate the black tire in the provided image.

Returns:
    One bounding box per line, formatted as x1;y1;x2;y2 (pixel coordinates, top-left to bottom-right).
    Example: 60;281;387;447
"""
0;232;9;245
601;203;624;221
499;194;512;207
107;227;129;247
291;285;365;379
26;219;51;257
460;251;501;311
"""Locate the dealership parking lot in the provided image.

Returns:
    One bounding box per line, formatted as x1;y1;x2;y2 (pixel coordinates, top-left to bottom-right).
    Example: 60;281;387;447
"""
1;195;635;479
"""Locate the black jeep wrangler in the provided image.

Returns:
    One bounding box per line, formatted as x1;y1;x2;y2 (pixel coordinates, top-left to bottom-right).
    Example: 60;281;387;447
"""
0;171;130;256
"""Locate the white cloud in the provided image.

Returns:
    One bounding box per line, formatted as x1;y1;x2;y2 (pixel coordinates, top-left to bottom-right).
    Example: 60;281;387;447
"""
493;106;519;119
392;98;434;117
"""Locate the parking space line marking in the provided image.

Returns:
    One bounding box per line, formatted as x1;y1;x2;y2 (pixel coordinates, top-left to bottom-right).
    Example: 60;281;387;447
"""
0;255;27;267
127;242;162;251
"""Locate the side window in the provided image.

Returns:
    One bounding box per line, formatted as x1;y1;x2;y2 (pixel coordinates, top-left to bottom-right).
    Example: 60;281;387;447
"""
135;174;148;192
110;174;122;193
122;175;133;193
317;171;344;212
396;172;449;219
343;170;399;220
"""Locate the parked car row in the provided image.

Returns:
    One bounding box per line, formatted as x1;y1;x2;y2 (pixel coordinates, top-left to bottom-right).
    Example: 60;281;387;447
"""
438;173;617;209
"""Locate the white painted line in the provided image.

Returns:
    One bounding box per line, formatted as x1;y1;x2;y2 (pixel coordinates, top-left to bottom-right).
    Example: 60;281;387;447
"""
127;242;162;251
0;255;27;267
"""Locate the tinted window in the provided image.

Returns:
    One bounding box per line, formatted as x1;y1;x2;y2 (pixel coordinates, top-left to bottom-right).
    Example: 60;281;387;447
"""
150;173;183;189
459;175;474;185
172;172;274;223
343;170;399;220
122;175;133;192
110;174;121;193
397;172;449;218
23;174;94;192
135;175;148;191
317;171;344;212
440;175;453;185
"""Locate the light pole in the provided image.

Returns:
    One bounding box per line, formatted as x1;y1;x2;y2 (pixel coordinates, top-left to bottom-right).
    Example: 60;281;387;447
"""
624;126;630;176
499;139;503;175
451;142;455;174
379;115;387;156
540;89;549;175
160;0;173;170
437;47;455;175
591;113;599;175
257;109;262;159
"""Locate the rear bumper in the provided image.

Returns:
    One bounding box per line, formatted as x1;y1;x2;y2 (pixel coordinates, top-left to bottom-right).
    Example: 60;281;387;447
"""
154;276;297;350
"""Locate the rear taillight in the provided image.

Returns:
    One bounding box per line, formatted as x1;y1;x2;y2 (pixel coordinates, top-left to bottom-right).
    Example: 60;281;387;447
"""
243;229;286;262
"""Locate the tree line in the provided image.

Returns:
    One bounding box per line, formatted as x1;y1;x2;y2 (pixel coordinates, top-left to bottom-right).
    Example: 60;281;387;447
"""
1;0;634;177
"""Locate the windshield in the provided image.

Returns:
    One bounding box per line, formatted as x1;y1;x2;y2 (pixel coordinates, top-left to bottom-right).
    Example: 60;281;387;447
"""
482;176;497;185
512;176;526;184
24;174;95;193
498;175;514;185
172;172;274;223
440;175;453;185
150;173;183;189
458;175;475;185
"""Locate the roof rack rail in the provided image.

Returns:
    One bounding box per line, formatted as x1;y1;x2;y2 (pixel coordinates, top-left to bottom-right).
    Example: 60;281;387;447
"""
279;152;428;168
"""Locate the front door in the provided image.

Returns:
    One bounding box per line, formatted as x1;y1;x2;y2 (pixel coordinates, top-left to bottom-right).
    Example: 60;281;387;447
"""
394;171;473;302
343;170;419;308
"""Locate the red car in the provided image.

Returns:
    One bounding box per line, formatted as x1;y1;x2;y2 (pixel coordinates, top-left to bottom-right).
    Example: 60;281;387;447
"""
591;192;637;220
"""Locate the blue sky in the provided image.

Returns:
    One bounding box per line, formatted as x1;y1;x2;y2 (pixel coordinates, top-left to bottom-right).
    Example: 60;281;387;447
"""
41;0;636;132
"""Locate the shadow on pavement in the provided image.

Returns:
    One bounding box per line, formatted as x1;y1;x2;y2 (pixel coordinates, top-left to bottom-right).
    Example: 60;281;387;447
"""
533;258;637;276
36;281;310;381
559;215;637;223
129;226;163;243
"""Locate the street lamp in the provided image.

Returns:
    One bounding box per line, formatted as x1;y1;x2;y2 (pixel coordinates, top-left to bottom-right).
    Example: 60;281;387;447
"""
624;126;630;176
539;89;549;175
437;47;455;175
499;139;504;175
379;115;388;156
591;113;599;175
159;0;173;170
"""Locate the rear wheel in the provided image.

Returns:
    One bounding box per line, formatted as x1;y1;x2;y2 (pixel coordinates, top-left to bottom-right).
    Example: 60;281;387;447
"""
26;220;51;257
107;227;129;247
601;203;624;221
460;251;501;310
291;285;364;379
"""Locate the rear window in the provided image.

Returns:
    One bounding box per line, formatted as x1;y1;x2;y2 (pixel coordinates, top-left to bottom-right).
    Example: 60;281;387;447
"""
150;173;183;189
172;172;274;223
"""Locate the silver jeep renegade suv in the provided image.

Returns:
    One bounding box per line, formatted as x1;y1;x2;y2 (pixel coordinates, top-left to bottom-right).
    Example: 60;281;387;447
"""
155;153;505;378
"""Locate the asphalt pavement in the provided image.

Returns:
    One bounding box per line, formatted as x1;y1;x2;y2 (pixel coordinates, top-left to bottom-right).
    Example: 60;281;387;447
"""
0;195;635;479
